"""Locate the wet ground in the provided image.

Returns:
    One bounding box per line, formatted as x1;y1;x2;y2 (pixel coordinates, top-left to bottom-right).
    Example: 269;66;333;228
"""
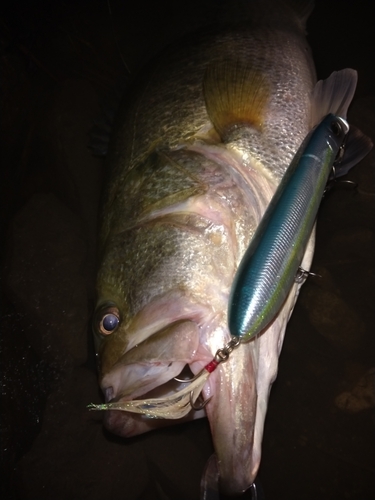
1;1;374;499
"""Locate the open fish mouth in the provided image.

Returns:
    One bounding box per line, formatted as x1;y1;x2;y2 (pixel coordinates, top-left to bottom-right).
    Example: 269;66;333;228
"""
95;337;239;419
91;362;215;438
102;364;204;414
92;356;217;420
90;291;236;424
90;313;223;423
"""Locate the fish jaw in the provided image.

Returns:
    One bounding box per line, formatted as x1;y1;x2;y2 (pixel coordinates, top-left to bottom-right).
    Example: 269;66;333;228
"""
96;292;222;437
102;404;207;438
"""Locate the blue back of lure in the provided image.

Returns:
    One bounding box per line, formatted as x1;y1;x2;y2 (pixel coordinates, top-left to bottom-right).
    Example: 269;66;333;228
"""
228;113;349;341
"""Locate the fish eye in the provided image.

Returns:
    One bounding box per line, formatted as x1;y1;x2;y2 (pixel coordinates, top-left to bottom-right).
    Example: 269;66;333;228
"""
331;120;342;136
102;313;119;333
94;304;121;336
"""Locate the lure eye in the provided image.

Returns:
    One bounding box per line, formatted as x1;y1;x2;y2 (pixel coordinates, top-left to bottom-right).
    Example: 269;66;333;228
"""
94;304;121;336
331;120;342;136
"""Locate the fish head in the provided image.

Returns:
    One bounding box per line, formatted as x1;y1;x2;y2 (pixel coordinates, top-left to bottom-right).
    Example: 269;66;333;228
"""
91;147;242;436
91;259;314;495
92;282;215;428
92;290;230;439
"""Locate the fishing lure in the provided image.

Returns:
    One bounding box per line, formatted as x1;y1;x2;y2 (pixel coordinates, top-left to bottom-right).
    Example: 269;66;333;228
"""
228;113;349;341
88;113;349;419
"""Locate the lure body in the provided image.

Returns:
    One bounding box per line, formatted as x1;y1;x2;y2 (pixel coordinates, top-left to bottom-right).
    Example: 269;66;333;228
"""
228;114;349;341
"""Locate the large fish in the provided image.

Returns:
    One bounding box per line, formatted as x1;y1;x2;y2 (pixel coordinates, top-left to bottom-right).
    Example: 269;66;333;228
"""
91;0;371;495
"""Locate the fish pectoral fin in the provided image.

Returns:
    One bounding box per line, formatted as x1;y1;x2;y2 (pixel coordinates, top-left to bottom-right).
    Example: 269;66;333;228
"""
203;59;270;140
311;68;357;126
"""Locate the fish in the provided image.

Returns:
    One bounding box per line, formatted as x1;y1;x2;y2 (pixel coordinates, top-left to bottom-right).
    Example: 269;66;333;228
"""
90;0;372;495
90;112;351;420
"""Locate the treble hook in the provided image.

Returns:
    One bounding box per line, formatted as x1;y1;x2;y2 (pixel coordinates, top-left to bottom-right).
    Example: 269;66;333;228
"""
325;177;358;194
295;267;321;284
249;482;259;500
173;337;241;412
325;162;358;195
189;391;212;411
174;370;203;383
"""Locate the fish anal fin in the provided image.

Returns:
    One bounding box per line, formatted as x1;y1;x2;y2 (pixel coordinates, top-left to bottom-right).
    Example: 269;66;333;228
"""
203;60;270;140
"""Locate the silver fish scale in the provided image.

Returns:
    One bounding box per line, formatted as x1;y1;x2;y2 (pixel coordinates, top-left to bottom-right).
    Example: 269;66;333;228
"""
140;217;231;315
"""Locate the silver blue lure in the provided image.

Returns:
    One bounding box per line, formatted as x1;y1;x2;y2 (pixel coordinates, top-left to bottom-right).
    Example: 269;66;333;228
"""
228;113;349;341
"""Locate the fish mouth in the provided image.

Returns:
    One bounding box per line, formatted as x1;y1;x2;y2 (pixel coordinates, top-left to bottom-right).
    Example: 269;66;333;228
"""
100;363;210;437
93;299;224;435
103;364;197;405
96;315;216;435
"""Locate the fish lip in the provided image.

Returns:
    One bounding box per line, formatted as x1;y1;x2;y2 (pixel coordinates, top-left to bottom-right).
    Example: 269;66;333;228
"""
104;386;114;403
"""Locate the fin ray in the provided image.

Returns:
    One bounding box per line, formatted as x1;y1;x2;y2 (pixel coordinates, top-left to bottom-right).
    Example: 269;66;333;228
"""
311;69;357;126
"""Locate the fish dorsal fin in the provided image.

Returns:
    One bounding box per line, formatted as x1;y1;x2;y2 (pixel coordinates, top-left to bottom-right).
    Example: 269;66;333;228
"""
203;60;270;140
311;69;357;127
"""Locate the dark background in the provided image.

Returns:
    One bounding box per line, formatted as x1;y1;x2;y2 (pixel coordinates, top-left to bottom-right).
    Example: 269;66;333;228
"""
1;1;374;499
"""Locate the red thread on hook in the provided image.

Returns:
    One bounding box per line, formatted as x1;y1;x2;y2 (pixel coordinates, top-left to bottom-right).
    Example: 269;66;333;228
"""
204;359;219;373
